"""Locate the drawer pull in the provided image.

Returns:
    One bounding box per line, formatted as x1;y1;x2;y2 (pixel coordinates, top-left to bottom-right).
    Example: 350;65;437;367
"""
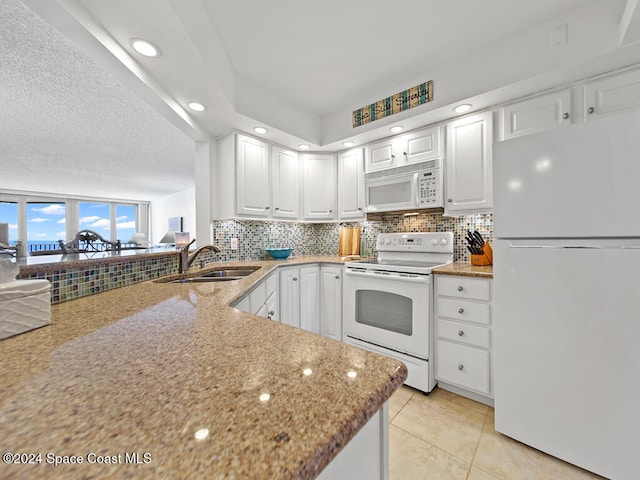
458;364;464;371
458;308;464;314
458;330;464;337
457;286;463;292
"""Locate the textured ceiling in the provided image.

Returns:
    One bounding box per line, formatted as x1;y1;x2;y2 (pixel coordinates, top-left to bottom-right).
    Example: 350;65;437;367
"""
1;0;637;202
0;0;195;201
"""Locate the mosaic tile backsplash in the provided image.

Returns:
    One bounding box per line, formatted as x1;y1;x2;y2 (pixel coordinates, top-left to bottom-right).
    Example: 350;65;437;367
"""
18;255;179;304
211;213;493;263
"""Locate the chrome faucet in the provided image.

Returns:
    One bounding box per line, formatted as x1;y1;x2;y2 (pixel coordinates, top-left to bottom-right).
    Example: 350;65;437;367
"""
179;240;221;273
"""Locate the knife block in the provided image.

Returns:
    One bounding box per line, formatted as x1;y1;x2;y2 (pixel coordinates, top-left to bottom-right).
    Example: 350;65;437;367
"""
471;242;493;266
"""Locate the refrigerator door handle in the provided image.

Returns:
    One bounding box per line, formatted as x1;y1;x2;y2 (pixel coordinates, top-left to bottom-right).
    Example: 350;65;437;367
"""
505;238;640;249
509;244;640;249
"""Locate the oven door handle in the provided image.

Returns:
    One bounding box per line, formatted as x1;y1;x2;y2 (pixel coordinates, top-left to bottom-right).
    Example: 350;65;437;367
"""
344;269;429;283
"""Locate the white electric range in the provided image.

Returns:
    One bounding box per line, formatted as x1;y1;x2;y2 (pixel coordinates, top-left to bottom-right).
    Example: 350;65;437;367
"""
342;232;453;393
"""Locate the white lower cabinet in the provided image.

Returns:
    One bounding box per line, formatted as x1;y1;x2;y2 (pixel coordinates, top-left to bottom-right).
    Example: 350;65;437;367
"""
435;275;493;404
235;264;343;340
234;271;279;321
299;265;320;334
320;265;342;340
279;265;320;333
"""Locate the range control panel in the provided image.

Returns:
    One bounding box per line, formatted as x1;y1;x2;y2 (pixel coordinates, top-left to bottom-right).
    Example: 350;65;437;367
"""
376;232;454;253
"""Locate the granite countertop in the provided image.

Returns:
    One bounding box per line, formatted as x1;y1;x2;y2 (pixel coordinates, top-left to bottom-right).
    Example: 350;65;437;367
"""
0;256;406;479
432;261;493;278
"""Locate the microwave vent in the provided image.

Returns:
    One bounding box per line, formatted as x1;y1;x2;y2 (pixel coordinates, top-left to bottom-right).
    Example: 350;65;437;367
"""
364;159;440;181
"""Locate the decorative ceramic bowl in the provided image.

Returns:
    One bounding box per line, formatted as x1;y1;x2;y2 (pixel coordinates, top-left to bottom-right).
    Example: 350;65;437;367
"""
265;248;292;260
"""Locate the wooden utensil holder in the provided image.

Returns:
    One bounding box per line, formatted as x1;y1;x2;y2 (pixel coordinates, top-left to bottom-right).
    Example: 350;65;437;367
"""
471;242;493;266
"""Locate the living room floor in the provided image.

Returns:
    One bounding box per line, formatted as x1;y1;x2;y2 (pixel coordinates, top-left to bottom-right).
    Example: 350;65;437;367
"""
388;386;606;480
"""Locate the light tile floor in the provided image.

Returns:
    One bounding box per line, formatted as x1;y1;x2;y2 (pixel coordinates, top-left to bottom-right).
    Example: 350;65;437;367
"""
388;386;607;480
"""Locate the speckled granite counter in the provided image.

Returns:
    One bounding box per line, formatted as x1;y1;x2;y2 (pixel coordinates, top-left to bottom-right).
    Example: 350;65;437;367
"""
0;256;406;479
432;261;493;278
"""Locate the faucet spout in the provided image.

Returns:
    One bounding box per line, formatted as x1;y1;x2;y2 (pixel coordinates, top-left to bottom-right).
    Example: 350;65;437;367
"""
180;243;221;273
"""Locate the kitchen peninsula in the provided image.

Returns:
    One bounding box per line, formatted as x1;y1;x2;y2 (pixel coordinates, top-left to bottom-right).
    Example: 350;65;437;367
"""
0;257;406;479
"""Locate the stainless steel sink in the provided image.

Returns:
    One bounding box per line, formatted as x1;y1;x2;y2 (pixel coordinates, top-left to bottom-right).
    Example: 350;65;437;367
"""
199;269;258;278
158;266;260;284
169;277;240;283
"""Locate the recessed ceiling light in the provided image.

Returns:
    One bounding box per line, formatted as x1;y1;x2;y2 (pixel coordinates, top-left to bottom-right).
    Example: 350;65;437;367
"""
343;141;356;147
298;144;310;150
389;126;404;133
188;102;205;112
453;103;472;114
130;38;159;57
254;127;268;135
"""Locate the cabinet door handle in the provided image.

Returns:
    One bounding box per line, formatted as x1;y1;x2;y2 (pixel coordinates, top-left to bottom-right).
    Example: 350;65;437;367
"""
268;310;275;316
458;330;464;337
447;198;453;203
265;206;270;210
335;275;340;280
391;154;396;159
358;207;363;211
293;277;298;281
587;107;595;114
458;308;464;314
562;112;569;120
275;207;280;211
457;286;464;292
458;364;464;371
403;152;408;157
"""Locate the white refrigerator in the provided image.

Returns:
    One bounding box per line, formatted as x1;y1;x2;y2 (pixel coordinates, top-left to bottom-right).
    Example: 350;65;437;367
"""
493;109;640;480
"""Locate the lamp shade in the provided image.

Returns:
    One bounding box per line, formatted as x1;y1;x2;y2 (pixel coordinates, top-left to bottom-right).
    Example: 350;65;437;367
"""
159;230;177;244
128;232;149;246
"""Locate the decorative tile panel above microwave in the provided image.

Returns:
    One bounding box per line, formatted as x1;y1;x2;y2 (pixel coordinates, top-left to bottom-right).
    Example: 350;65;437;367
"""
352;81;433;127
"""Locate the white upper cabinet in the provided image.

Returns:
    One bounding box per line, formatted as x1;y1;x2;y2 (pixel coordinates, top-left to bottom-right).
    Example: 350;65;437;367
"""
215;133;300;221
236;134;271;217
499;89;572;141
337;148;365;220
365;125;441;172
271;146;299;220
584;68;640;121
445;111;493;215
302;154;337;221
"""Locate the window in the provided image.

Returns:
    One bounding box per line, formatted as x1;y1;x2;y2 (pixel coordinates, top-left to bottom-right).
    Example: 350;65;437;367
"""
26;202;66;252
79;202;110;238
0;193;148;251
0;202;18;245
116;204;137;243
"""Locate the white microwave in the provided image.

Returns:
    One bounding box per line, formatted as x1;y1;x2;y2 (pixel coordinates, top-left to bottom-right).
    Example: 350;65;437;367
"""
364;160;443;213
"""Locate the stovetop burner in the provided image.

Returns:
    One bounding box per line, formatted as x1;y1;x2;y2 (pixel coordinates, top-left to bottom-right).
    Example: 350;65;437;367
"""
347;232;454;274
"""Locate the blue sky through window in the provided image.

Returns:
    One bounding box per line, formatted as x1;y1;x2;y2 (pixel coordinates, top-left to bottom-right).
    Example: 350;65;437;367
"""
0;202;18;243
27;202;66;243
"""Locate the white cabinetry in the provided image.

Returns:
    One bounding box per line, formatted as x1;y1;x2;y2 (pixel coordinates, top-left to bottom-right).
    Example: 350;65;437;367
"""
584;67;640;121
234;271;279;321
215;133;298;221
271;146;299;220
499;89;572;141
337;148;365;220
236;134;271;217
444;112;493;215
279;265;320;332
365;125;441;172
435;275;493;404
302;154;337;221
320;265;342;340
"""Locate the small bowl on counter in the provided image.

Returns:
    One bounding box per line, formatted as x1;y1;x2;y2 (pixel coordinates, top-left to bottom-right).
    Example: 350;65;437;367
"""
265;248;292;260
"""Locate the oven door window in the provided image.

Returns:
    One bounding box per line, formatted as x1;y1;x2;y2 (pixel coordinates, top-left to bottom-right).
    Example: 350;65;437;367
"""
355;289;412;335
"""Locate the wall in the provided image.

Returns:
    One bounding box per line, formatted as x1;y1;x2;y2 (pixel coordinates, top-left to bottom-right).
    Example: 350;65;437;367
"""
150;187;196;245
210;213;492;263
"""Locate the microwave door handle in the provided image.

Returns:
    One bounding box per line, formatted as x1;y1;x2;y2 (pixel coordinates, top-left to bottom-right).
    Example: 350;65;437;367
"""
413;173;420;207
